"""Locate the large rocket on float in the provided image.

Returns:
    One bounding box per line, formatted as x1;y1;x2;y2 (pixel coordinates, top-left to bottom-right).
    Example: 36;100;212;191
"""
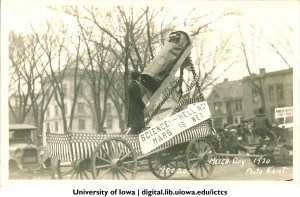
140;31;193;114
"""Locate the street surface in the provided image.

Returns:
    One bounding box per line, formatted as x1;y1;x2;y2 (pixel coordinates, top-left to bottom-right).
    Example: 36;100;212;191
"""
9;157;292;181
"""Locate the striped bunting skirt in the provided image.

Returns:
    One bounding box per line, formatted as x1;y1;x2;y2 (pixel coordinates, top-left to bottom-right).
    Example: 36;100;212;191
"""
46;133;140;162
46;122;211;162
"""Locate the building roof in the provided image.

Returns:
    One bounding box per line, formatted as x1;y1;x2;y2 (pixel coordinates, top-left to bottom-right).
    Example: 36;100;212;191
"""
207;79;243;100
265;68;293;77
243;68;293;81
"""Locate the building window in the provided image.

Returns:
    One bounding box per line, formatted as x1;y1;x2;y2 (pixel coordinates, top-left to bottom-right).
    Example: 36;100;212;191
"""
226;102;232;114
55;122;58;132
45;92;50;102
46;123;50;132
234;117;239;124
65;104;68;115
290;90;293;105
213;92;219;99
276;83;284;100
235;99;243;111
78;86;85;97
107;103;112;116
55;106;59;116
78;119;86;130
252;90;259;103
92;119;96;130
46;107;50;117
268;85;274;101
63;83;68;97
78;103;85;113
106;119;113;129
213;102;222;113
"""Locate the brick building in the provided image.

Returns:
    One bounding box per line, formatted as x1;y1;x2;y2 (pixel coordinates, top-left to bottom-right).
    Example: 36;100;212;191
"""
242;68;293;122
207;68;293;130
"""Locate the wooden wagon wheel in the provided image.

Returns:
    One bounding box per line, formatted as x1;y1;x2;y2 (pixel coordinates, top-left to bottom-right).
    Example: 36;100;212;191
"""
148;151;180;180
91;137;137;180
185;138;216;180
53;159;93;179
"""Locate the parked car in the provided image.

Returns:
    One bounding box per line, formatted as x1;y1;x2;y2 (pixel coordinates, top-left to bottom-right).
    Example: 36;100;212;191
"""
9;124;47;172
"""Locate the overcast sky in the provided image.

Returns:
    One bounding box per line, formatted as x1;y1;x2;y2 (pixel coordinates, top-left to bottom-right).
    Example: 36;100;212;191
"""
2;0;300;82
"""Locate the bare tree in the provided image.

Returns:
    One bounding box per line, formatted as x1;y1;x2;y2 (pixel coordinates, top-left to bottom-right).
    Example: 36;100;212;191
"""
62;7;117;133
235;13;295;113
237;23;267;109
9;30;55;145
188;9;239;37
39;5;245;133
264;22;293;69
9;31;33;124
167;9;241;96
190;28;238;93
36;22;84;134
63;6;177;130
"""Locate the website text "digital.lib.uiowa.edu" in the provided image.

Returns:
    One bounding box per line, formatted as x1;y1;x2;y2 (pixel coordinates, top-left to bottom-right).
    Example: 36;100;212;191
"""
73;188;228;196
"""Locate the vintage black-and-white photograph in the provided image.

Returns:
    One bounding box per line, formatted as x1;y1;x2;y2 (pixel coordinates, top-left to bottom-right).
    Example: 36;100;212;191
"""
1;0;299;188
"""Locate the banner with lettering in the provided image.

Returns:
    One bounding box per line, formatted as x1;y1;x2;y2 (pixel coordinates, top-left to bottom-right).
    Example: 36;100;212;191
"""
139;101;211;154
274;107;293;119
